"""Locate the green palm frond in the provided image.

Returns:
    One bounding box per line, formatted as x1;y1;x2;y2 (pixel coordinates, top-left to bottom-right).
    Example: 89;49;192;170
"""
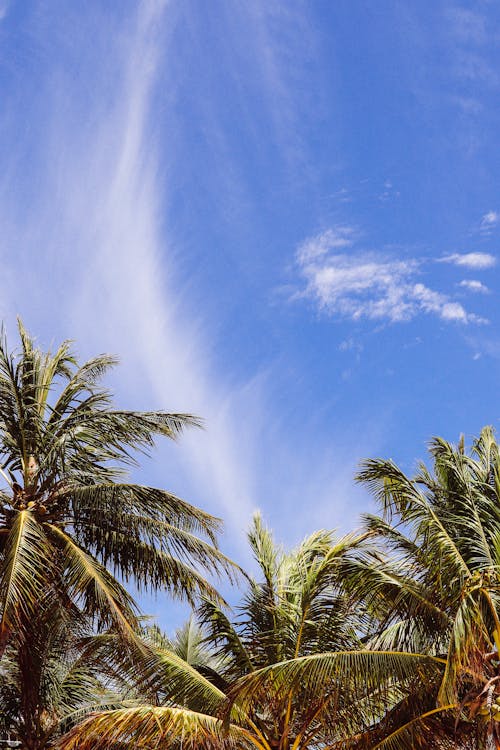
247;513;281;593
357;459;471;582
353;427;500;746
81;628;228;715
0;509;52;638
47;524;140;637
167;617;225;670
437;587;490;706
0;321;243;748
224;649;445;716
197;599;254;678
65;483;223;542
340;554;450;647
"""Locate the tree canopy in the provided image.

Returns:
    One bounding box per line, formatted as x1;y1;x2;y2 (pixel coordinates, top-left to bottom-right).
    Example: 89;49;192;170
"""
2;321;500;750
0;321;236;748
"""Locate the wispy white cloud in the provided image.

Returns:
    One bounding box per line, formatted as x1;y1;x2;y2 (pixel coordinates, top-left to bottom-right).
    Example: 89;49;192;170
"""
444;3;498;139
378;180;400;202
294;229;486;325
481;210;498;225
0;1;377;568
480;210;499;234
459;279;489;293
296;226;357;262
446;7;496;85
339;337;363;354
0;0;260;539
441;252;496;268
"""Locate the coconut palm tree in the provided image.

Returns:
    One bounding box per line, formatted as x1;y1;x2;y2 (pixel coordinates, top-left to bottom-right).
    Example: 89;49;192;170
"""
0;321;235;748
61;429;500;750
339;426;500;748
227;429;500;749
59;515;447;750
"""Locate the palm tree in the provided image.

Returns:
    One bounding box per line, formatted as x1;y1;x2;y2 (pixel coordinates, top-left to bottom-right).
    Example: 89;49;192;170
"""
338;426;500;748
59;515;446;750
0;606;125;749
0;321;235;748
61;429;500;750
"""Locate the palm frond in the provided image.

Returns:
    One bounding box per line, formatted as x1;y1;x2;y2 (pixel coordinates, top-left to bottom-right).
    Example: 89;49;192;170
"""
58;705;253;750
0;509;51;641
225;650;445;717
65;483;223;541
369;705;460;750
47;524;140;637
197;598;254;678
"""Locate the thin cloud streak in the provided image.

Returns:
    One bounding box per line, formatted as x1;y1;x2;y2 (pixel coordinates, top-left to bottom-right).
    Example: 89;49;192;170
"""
0;0;258;536
480;210;499;232
0;2;371;558
66;2;259;535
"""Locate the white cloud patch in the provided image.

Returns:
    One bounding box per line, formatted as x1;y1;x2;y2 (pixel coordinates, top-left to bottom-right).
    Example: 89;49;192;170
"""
296;226;357;262
0;0;259;540
339;337;363;353
480;210;499;234
459;279;489;293
295;229;485;325
441;252;496;269
481;210;499;227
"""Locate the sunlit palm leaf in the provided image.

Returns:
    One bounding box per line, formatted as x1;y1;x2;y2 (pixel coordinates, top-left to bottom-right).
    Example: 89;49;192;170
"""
59;705;254;750
0;509;51;638
224;650;446;716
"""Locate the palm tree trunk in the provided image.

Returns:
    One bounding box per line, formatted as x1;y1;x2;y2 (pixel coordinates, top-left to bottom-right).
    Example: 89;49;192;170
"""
0;625;10;660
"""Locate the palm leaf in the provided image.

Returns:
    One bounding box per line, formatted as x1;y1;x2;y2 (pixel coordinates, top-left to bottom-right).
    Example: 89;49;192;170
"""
225;650;446;718
47;524;140;637
369;705;459;750
58;705;254;750
0;509;52;641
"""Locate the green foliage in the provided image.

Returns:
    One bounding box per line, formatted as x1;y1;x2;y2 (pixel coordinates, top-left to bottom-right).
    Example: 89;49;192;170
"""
61;429;500;750
61;515;386;750
4;323;500;750
351;426;500;747
0;321;236;747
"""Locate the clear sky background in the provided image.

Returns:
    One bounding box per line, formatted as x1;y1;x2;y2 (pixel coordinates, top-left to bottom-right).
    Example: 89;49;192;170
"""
0;0;499;624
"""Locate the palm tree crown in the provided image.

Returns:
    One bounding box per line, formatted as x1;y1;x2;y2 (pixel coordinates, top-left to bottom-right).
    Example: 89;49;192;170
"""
348;427;500;747
61;515;390;750
0;322;235;748
62;430;500;750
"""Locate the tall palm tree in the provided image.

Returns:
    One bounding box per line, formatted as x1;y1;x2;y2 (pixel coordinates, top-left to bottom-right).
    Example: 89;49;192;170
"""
0;321;235;748
60;515;445;750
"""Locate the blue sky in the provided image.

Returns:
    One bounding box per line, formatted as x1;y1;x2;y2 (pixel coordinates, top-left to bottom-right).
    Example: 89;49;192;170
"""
0;1;499;621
